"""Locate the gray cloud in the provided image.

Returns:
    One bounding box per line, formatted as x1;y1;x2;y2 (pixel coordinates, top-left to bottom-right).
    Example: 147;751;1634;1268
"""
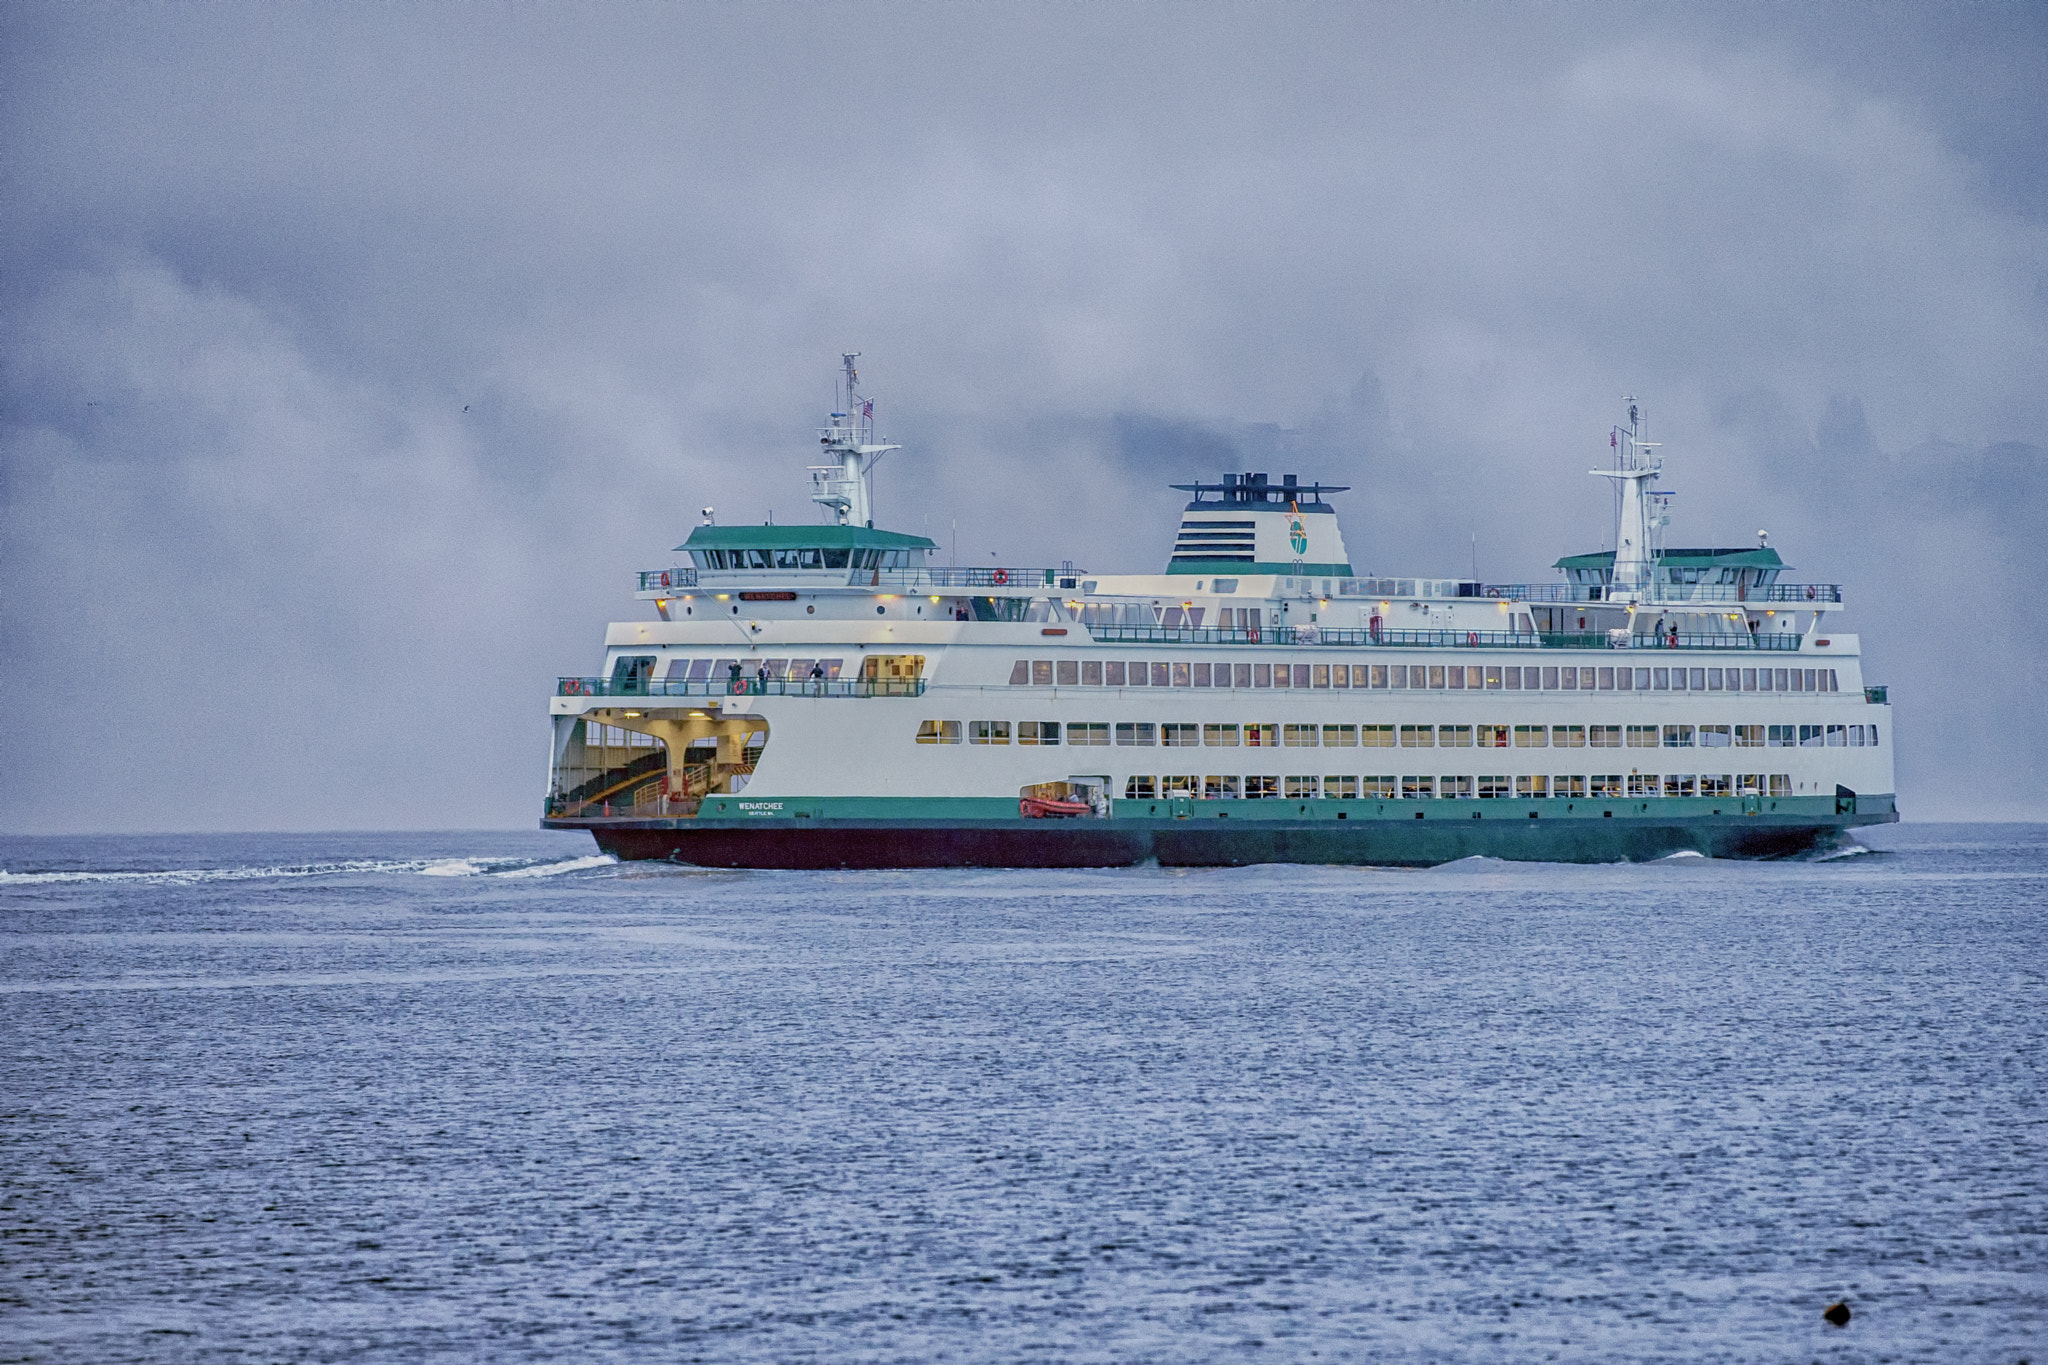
2;1;2043;828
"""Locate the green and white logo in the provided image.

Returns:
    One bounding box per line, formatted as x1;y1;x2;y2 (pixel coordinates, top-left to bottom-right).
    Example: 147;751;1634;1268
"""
1289;517;1308;555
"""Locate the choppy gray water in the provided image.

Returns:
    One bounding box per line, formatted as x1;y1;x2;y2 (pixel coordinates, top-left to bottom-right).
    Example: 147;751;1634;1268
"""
1;825;2042;1363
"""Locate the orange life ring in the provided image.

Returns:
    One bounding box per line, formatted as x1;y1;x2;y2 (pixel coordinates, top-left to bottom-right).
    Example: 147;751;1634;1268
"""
732;678;749;694
564;679;582;695
659;571;672;589
1467;631;1478;646
1805;585;1816;600
991;567;1009;585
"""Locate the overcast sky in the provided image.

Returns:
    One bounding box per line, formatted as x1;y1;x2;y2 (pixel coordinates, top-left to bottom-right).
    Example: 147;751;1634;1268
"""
3;1;2044;831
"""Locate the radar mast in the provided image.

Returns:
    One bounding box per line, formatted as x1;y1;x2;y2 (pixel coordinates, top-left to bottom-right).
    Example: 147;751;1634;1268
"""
809;352;902;528
1593;397;1672;601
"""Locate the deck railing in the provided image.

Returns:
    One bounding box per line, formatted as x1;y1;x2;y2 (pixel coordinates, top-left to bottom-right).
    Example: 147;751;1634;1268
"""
559;677;925;699
636;565;1840;606
1084;626;1805;651
1478;582;1841;605
637;565;1063;594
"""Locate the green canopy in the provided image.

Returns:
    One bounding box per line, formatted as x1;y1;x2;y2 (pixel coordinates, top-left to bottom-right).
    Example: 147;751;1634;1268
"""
676;524;936;554
1554;547;1787;571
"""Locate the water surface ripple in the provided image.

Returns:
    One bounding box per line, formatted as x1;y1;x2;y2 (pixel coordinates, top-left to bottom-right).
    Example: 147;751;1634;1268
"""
1;825;2042;1362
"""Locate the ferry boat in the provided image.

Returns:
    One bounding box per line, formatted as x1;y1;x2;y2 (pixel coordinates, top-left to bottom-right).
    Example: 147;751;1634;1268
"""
543;357;1897;867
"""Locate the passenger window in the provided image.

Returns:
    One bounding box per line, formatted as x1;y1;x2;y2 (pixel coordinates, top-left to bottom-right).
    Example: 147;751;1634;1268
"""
916;720;963;745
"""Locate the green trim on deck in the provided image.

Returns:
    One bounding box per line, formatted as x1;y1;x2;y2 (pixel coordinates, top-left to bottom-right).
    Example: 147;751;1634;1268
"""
676;524;938;553
1553;547;1786;571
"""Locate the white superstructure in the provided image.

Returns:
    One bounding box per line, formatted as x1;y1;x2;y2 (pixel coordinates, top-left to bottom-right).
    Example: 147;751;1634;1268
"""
544;369;1897;868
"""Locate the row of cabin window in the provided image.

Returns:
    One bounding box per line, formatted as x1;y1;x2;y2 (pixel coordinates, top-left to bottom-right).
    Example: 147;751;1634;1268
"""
690;547;910;571
1009;660;1842;693
1119;774;1796;799
917;721;1881;749
584;724;661;748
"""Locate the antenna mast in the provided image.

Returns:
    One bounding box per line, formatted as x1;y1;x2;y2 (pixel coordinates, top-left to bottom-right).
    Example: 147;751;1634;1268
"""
808;352;903;528
1592;397;1670;602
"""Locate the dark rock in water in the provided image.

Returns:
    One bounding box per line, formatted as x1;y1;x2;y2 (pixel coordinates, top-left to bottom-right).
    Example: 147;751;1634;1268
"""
1823;1300;1852;1327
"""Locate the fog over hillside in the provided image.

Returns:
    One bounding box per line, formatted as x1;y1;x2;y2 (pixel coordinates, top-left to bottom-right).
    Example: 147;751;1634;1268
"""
3;1;2043;829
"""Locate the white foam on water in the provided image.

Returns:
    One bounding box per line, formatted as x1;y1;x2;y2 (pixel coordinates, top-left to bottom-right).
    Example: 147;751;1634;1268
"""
491;854;617;879
416;858;489;877
0;853;611;887
0;859;432;886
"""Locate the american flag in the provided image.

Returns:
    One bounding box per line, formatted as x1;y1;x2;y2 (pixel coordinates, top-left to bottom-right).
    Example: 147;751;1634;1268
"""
861;399;873;420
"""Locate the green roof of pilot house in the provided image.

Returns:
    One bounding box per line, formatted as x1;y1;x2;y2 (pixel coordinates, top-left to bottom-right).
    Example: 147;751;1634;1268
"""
1553;546;1787;571
675;524;937;554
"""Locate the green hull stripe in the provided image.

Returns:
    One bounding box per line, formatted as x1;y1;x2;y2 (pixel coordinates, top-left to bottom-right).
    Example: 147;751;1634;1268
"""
555;792;1894;824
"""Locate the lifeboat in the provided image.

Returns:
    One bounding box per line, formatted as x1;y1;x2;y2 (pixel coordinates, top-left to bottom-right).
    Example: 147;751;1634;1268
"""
1019;795;1092;819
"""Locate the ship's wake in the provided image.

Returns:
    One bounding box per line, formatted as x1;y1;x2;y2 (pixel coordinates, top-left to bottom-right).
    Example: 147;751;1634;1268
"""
0;853;618;886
